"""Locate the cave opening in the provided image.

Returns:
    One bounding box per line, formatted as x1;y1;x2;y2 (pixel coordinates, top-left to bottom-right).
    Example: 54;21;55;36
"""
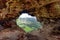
16;10;42;33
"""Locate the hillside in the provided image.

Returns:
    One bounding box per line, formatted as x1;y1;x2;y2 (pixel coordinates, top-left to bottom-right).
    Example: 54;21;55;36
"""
16;14;41;32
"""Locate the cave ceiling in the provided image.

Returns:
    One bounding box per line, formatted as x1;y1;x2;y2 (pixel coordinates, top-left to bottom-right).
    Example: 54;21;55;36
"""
0;0;60;20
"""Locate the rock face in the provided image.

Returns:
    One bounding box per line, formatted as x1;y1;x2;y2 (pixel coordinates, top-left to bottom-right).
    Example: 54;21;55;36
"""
0;0;60;40
7;0;60;18
0;0;60;20
0;28;25;40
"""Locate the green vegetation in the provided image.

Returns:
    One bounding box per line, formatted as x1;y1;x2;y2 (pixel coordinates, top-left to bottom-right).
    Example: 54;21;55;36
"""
16;17;42;33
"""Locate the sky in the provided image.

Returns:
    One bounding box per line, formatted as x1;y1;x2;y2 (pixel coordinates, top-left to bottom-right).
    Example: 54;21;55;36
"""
19;13;36;19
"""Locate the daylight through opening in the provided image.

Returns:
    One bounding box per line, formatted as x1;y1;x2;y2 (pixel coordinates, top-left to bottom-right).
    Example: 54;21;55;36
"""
16;12;42;33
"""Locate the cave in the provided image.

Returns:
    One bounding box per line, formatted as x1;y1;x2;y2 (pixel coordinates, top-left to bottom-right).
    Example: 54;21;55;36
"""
0;0;60;40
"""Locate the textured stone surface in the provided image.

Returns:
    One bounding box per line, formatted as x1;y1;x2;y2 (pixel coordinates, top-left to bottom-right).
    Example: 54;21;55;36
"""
0;0;60;40
0;0;60;20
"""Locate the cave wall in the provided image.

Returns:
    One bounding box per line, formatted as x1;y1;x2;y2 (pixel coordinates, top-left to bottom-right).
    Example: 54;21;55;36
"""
0;0;60;40
0;0;60;20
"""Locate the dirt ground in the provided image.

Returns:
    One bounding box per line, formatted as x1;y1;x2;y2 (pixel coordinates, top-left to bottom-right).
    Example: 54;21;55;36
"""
0;19;60;40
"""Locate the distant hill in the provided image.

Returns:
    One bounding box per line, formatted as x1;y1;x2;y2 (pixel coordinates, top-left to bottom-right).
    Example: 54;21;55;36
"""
20;18;40;27
16;13;42;32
